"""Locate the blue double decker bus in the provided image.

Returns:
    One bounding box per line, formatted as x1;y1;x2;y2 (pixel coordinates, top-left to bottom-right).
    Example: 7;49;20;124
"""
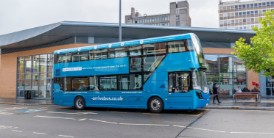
53;33;210;112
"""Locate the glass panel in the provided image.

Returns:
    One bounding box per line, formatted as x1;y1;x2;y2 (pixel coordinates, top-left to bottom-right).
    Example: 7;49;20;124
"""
129;46;142;56
57;54;72;63
32;76;39;98
143;55;165;72
55;78;64;91
129;74;142;90
17;73;24;80
143;43;166;55
39;54;47;72
144;73;151;82
64;78;72;91
17;80;25;97
46;79;52;98
169;72;190;92
99;76;117;90
80;52;89;61
167;41;187;53
17;57;25;74
72;78;89;91
205;55;218;73
72;53;81;62
25;56;32;73
89;76;99;90
94;50;108;59
118;75;129;90
115;48;127;57
33;55;39;74
130;57;142;72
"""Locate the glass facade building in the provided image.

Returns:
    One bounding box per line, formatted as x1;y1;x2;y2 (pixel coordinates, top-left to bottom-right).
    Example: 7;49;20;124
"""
205;54;246;95
219;0;274;30
17;54;53;99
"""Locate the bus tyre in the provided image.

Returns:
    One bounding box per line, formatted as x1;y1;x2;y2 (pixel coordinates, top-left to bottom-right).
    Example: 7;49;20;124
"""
148;97;163;113
74;96;85;110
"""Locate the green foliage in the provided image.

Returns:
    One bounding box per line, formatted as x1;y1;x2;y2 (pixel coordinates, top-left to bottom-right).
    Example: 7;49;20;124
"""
233;10;274;76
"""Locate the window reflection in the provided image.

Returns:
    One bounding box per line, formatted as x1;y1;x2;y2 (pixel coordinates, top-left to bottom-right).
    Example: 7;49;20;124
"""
16;54;53;99
205;54;246;95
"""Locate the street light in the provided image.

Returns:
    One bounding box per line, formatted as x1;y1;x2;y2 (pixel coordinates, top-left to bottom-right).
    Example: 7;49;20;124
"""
118;0;122;42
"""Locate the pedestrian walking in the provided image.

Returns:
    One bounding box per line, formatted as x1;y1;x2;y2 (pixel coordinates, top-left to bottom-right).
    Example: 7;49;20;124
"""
212;83;221;104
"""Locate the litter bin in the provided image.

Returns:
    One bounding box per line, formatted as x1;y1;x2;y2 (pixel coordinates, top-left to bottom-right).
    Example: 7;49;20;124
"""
24;90;31;99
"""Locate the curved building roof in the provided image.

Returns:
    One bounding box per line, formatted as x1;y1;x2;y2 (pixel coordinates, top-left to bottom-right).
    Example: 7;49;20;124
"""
0;21;255;52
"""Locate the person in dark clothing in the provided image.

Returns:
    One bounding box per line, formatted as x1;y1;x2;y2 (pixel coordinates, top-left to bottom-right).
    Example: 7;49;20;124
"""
212;83;221;104
242;86;250;92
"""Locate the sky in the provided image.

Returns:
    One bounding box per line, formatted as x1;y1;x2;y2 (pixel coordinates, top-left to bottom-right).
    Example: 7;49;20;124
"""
0;0;219;35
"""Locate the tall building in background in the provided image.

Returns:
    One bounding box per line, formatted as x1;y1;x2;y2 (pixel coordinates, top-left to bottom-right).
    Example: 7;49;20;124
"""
125;1;191;27
219;0;274;30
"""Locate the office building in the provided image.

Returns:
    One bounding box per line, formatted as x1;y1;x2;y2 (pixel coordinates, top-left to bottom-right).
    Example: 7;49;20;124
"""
219;0;274;30
125;1;191;27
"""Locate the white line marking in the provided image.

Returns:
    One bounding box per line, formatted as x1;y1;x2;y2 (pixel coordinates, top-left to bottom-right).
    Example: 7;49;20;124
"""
79;118;87;121
82;112;98;115
33;132;46;135
89;119;118;124
230;131;274;135
173;125;186;128
47;111;97;115
119;123;170;127
34;115;76;120
58;134;74;138
47;111;79;115
188;127;226;133
0;112;13;115
12;130;23;133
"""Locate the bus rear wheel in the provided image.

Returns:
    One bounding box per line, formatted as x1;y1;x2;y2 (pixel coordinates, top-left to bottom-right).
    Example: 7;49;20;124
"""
74;96;85;110
148;97;163;113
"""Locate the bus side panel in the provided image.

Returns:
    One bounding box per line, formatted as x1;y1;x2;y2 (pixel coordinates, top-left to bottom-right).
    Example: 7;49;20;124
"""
143;52;205;110
71;91;146;109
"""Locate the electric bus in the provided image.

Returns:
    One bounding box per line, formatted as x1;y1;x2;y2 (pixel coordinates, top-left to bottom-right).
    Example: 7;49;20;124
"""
53;33;210;113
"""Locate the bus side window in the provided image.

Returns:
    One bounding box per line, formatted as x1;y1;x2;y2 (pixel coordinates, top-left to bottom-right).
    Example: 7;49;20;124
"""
167;41;187;53
168;72;190;93
89;76;99;91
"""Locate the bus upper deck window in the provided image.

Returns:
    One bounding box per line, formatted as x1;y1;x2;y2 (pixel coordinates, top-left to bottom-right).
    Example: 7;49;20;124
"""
129;46;142;56
167;41;187;53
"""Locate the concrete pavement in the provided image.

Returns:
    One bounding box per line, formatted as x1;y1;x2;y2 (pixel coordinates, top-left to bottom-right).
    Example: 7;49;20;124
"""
207;97;274;110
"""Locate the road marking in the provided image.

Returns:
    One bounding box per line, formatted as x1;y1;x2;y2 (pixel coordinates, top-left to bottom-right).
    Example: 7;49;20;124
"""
79;118;87;121
34;115;76;120
119;123;170;127
173;125;186;128
187;127;226;133
230;131;274;135
4;107;25;110
0;112;13;115
58;134;74;138
89;119;118;124
47;111;97;115
82;112;98;115
12;130;23;133
33;132;46;135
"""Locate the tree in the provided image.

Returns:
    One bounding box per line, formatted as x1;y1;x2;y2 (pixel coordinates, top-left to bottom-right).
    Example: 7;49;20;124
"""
233;10;274;76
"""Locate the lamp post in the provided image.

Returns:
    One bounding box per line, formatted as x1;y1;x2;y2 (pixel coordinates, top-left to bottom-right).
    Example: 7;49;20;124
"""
119;0;122;42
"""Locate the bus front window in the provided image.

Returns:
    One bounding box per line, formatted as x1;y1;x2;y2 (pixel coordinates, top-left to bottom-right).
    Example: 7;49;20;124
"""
192;71;209;93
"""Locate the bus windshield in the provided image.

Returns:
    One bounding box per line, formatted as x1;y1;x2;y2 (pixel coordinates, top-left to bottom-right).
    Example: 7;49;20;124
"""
192;71;209;93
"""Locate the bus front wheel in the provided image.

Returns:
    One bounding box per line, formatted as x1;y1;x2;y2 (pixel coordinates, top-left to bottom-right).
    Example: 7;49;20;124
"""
74;96;85;110
148;97;163;113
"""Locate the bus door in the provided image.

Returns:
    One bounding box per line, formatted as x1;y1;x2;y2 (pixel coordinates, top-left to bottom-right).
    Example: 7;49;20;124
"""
167;72;193;108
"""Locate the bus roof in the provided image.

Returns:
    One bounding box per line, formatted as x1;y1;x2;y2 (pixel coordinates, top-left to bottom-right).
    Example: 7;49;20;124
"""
54;33;193;55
